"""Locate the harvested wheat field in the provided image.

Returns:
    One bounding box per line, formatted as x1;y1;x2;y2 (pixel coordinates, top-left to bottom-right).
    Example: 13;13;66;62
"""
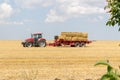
0;40;120;80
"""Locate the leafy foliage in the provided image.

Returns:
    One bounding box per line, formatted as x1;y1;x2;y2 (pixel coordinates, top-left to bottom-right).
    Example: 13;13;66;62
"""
105;0;120;31
95;61;120;80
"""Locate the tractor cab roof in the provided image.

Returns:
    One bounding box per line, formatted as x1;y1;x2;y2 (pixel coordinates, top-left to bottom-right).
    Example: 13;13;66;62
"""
33;32;42;35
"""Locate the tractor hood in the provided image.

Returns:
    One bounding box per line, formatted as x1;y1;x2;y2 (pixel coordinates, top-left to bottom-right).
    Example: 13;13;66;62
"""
25;38;34;42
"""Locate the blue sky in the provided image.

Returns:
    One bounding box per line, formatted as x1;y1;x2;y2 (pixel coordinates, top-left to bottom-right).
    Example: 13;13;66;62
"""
0;0;119;40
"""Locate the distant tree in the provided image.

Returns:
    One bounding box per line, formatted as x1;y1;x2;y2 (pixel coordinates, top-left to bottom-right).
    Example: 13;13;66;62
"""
105;0;120;31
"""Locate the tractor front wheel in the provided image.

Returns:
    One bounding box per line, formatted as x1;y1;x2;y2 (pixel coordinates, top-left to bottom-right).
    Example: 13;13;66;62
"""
25;42;33;47
38;40;46;47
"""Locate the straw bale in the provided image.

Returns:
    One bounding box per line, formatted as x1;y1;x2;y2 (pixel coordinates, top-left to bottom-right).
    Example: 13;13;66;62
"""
61;32;69;36
82;33;88;38
61;32;81;37
58;36;66;40
75;32;83;37
72;37;88;41
78;37;88;41
65;32;71;37
61;32;72;37
77;37;83;41
70;32;78;37
83;38;88;41
65;37;72;41
72;37;79;41
61;32;88;38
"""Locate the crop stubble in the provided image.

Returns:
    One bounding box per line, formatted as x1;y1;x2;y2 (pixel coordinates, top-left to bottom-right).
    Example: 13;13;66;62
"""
0;40;119;80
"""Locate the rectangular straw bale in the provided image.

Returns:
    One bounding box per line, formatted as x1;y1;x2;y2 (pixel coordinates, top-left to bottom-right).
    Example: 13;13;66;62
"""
61;32;71;37
78;37;88;41
75;32;82;37
61;32;88;38
83;38;88;41
65;37;72;41
77;37;83;41
66;32;79;37
72;37;79;41
61;32;68;36
82;33;88;38
65;32;72;37
70;32;78;37
61;32;78;37
58;35;66;40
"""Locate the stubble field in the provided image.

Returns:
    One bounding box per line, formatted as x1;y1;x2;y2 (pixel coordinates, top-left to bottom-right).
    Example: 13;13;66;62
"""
0;40;120;80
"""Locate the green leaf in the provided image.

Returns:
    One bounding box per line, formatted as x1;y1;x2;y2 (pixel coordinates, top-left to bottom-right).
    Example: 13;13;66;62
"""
111;20;115;26
105;0;120;31
95;61;113;73
94;61;112;67
101;74;110;80
107;66;113;73
106;21;111;26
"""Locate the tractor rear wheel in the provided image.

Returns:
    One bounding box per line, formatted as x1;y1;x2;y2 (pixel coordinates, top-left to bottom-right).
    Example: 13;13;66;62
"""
38;40;46;47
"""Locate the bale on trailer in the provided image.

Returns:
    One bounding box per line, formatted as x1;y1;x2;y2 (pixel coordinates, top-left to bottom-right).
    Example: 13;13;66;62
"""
65;37;72;41
61;32;82;37
75;32;83;37
78;37;88;41
51;32;91;47
82;33;88;38
58;36;66;40
61;32;68;36
72;37;79;41
60;32;88;41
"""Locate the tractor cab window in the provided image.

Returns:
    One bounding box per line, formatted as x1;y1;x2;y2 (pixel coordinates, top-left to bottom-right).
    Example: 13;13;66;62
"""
33;34;39;42
31;34;33;38
37;34;42;38
31;34;42;38
31;34;38;39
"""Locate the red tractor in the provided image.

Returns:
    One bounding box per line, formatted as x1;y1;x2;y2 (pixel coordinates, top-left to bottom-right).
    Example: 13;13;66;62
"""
22;32;46;47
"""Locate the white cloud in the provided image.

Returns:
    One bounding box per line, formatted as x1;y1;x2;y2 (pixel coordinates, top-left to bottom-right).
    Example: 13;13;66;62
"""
45;0;105;23
45;9;67;23
0;3;13;19
0;20;24;25
65;6;104;15
7;0;106;23
15;0;54;8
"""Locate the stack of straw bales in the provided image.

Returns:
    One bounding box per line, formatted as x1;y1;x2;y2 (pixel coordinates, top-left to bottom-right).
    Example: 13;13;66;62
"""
58;32;88;41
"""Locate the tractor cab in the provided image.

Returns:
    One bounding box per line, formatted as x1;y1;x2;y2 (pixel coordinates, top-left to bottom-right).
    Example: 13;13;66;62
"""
31;33;42;42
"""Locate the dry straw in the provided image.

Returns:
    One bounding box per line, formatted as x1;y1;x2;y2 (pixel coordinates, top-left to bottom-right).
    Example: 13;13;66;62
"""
59;32;88;41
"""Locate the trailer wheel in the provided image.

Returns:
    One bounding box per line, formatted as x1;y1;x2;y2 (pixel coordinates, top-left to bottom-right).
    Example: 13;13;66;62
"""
75;42;80;47
79;42;86;47
38;40;46;47
25;42;32;47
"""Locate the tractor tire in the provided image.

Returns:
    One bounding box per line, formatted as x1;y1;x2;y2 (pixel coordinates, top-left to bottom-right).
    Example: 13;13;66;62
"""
22;43;25;47
25;42;33;47
38;40;46;47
